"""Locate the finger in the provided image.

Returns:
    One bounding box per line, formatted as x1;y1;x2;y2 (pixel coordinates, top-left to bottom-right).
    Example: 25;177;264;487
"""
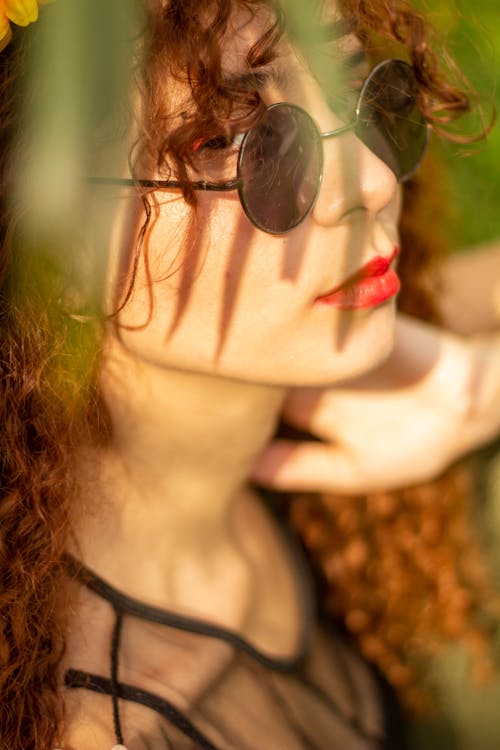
250;439;375;494
281;390;347;442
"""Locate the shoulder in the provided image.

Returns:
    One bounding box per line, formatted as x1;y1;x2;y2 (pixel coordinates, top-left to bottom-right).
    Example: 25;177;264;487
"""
61;689;131;750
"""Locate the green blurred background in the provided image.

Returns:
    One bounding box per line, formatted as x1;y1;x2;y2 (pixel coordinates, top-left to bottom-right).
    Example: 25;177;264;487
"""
430;0;499;248
410;7;499;748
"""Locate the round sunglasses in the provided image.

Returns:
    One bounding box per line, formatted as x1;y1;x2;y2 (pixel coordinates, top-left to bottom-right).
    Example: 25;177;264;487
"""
90;59;429;235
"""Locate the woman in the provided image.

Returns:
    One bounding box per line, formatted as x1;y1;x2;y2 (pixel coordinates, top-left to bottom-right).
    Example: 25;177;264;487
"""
0;1;496;748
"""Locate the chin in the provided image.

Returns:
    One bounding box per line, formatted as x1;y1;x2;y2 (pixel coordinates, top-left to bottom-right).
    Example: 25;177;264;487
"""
210;299;399;388
297;301;398;387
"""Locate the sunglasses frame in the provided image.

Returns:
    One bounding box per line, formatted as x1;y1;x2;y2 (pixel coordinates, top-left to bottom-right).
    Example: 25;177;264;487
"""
88;59;430;235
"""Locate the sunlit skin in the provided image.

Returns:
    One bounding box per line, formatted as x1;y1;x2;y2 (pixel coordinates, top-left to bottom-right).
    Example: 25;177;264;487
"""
65;11;404;739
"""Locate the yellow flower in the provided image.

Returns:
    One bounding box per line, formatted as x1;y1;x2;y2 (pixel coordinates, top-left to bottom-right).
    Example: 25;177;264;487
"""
0;0;52;52
0;0;53;52
0;12;13;52
5;0;39;27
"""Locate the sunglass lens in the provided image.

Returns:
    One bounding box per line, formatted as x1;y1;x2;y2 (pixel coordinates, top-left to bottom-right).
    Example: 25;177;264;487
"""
356;60;429;181
238;104;323;234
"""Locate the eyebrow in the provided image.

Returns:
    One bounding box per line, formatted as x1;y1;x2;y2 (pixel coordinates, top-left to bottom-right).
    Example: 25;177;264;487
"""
221;13;369;99
223;47;368;95
223;66;286;92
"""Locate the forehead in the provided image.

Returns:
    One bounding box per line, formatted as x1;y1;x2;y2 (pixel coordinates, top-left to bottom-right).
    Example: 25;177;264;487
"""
220;1;364;94
147;0;367;131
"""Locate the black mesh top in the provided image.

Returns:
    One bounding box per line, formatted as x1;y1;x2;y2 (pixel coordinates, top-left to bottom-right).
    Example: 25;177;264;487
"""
62;525;405;750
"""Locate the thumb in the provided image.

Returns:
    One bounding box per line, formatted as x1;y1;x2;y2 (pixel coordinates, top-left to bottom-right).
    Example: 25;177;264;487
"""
250;439;368;494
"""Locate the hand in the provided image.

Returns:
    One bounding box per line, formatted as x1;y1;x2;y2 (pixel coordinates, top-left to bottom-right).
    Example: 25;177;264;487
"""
251;315;500;494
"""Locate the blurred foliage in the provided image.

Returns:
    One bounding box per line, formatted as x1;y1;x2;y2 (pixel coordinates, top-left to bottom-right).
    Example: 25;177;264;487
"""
422;0;500;248
18;0;140;311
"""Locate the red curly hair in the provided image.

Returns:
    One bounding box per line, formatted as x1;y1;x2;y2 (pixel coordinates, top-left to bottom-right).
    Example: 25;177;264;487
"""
0;1;491;747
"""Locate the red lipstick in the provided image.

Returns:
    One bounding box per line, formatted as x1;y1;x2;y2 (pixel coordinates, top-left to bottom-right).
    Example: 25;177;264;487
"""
315;247;400;310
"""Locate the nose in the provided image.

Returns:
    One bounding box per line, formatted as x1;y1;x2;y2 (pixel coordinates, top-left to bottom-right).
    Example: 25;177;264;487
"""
311;130;398;226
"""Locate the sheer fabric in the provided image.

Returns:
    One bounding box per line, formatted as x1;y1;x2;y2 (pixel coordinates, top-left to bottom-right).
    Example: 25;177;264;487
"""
63;532;397;750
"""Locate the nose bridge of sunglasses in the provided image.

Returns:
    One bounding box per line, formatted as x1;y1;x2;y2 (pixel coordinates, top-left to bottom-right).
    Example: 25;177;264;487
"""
317;121;363;191
319;122;357;140
318;120;369;188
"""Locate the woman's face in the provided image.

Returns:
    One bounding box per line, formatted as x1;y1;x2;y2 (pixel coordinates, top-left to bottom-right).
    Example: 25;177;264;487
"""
107;3;403;387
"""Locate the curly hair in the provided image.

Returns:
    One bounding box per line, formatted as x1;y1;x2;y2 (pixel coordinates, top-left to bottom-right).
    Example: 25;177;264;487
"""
0;1;491;747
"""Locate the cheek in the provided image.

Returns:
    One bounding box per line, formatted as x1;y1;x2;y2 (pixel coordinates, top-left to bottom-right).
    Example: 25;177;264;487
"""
110;192;254;332
147;195;195;278
150;193;273;307
108;193;195;315
148;193;248;273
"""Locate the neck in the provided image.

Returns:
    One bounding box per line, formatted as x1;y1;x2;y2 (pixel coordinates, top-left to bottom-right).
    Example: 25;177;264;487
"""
72;334;286;620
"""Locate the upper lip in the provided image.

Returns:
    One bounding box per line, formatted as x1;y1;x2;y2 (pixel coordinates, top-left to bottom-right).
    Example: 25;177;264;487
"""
317;247;399;298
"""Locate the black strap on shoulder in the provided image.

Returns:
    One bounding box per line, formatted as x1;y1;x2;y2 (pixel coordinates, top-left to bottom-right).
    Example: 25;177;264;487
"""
64;669;221;750
62;552;308;672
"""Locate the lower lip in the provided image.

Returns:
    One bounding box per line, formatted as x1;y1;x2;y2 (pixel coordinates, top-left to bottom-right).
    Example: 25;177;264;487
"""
315;268;400;310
